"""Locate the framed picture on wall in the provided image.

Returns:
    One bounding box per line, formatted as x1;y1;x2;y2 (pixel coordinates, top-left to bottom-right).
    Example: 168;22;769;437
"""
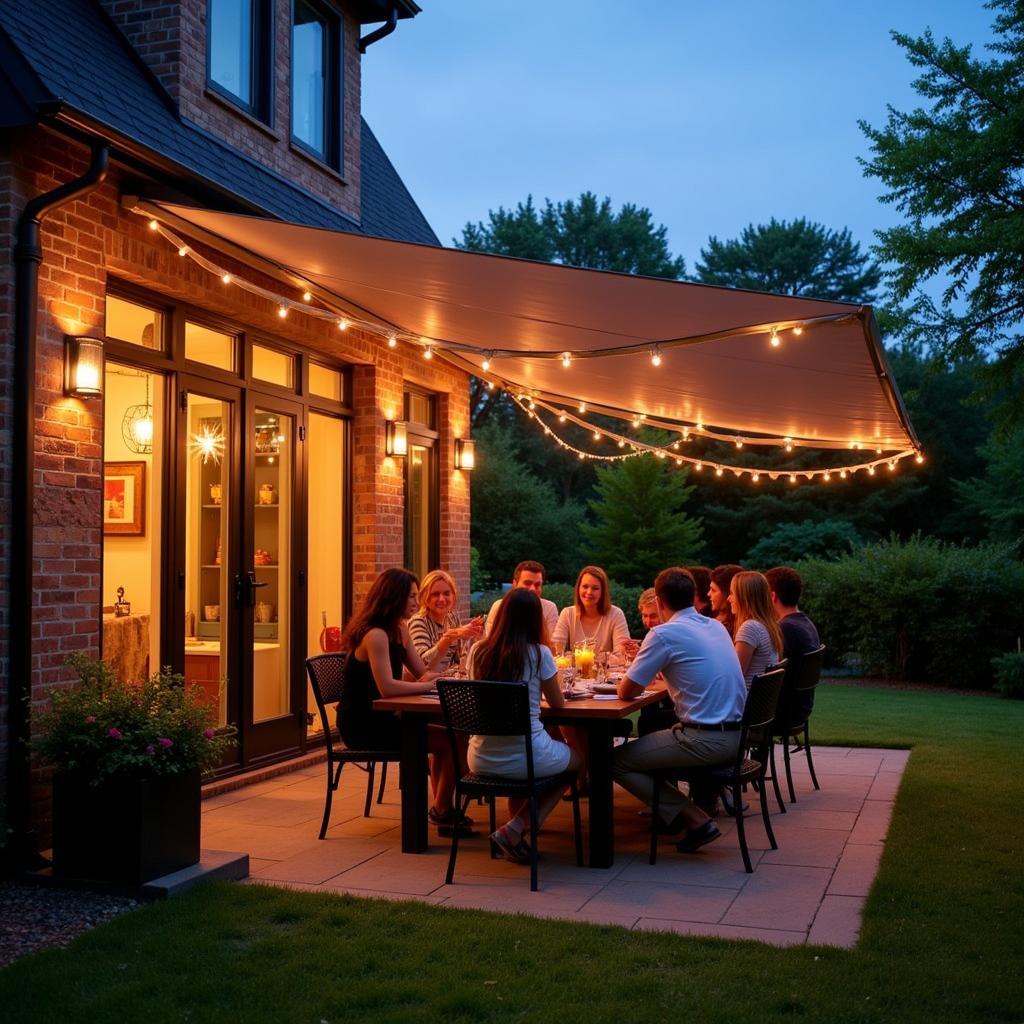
103;461;146;536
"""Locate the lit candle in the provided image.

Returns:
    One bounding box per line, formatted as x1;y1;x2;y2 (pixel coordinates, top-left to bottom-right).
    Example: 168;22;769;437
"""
574;647;595;679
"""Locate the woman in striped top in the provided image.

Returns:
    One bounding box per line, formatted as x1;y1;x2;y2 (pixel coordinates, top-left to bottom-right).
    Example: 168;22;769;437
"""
408;569;483;673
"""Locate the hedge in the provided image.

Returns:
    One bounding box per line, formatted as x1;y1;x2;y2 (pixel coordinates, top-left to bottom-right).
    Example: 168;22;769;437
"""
798;536;1024;689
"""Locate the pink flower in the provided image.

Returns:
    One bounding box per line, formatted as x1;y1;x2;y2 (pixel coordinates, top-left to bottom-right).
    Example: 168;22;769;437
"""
107;727;122;740
146;745;155;754
203;729;215;740
158;737;173;748
85;715;96;724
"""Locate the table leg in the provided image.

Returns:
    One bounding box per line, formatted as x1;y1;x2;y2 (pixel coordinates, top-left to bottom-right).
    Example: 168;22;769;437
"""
398;714;429;853
585;720;616;868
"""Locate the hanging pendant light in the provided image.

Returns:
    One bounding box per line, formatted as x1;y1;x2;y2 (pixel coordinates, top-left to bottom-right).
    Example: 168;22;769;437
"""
122;373;154;454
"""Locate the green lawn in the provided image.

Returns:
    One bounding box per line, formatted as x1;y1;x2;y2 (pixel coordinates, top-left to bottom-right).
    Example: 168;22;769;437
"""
3;686;1022;1023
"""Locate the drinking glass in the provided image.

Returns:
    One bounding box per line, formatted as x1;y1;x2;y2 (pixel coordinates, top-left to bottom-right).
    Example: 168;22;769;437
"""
561;666;578;698
573;639;596;679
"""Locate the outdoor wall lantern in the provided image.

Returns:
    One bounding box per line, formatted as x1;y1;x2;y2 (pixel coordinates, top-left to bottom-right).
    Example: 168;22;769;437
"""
454;438;476;471
64;335;104;398
385;419;408;457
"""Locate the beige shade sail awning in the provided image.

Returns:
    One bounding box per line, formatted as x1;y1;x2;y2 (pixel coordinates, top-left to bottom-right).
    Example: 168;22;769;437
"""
146;201;917;452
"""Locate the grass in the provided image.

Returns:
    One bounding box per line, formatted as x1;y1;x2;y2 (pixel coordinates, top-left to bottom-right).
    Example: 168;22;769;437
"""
2;686;1022;1023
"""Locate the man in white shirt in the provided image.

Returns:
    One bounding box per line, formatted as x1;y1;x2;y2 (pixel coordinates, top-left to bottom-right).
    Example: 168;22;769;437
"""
484;560;559;642
614;567;747;852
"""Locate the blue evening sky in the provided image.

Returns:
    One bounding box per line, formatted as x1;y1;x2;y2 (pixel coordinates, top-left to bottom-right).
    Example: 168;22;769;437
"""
362;1;997;272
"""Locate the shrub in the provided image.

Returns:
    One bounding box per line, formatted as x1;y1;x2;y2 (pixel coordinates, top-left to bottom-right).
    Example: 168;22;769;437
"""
33;655;236;784
992;652;1024;699
798;536;1024;688
746;518;862;568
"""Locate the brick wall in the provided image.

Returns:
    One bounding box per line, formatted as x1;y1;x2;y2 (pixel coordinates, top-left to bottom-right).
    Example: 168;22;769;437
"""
99;0;362;221
2;126;471;836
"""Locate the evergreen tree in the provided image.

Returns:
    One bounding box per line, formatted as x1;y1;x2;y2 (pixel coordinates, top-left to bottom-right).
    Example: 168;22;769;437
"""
693;218;881;302
581;458;704;585
860;0;1024;427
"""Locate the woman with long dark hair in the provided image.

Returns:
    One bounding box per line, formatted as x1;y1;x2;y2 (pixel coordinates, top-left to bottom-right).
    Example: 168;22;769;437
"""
709;564;743;637
468;588;582;863
339;568;468;836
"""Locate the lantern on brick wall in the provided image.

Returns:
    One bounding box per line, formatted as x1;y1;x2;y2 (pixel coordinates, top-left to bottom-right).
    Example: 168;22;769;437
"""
454;438;476;471
64;335;104;398
385;420;408;457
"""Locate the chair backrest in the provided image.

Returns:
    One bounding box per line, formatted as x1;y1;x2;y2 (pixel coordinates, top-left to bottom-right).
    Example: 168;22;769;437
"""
437;678;538;781
775;644;826;731
305;653;348;737
741;666;786;755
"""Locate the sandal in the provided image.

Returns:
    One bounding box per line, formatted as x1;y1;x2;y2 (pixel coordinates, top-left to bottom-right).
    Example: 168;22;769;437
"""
429;807;478;838
489;828;537;864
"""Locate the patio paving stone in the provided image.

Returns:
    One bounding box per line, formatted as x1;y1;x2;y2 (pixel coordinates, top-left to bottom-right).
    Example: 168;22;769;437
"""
201;742;910;948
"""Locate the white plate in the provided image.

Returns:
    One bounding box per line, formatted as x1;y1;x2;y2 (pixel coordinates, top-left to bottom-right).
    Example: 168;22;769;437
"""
591;693;620;701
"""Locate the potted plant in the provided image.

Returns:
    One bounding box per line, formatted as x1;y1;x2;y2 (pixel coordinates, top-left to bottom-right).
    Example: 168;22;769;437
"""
34;654;235;886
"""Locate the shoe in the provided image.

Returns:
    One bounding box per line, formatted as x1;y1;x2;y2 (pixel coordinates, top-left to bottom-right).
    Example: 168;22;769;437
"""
429;807;478;838
676;820;722;853
489;828;534;864
653;811;688;836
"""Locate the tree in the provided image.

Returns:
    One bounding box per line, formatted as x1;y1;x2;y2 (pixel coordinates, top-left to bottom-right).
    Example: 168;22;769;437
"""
458;191;686;278
953;427;1024;554
581;458;704;586
746;519;863;569
693;218;881;302
859;1;1024;427
470;420;585;584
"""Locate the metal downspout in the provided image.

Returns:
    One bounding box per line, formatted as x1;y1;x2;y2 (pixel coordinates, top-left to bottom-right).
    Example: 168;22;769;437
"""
7;141;109;868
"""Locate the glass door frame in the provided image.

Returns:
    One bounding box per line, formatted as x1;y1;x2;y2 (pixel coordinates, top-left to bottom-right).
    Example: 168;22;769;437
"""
175;373;244;772
242;391;307;762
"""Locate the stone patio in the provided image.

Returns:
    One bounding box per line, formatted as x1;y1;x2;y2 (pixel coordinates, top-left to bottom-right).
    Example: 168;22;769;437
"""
201;744;908;948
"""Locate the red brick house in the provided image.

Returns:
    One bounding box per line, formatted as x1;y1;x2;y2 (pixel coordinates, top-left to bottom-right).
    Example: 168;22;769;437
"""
0;0;472;856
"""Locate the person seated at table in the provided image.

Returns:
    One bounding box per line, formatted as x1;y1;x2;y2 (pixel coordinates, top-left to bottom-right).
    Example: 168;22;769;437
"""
484;560;559;643
339;568;471;837
709;563;743;637
551;565;632;656
765;565;821;720
686;566;713;617
638;588;661;632
728;571;784;686
467;588;582;864
408;569;483;674
613;567;746;853
636;586;677;737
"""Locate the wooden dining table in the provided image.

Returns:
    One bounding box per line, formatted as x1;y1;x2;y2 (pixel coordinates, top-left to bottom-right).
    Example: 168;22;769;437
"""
373;682;668;869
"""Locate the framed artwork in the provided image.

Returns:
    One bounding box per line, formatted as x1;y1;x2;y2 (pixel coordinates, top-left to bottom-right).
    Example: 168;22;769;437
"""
103;461;146;535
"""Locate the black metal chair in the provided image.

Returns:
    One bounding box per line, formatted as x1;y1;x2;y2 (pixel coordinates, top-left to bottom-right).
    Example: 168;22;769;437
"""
648;666;786;873
305;653;401;839
768;645;826;808
437;678;583;892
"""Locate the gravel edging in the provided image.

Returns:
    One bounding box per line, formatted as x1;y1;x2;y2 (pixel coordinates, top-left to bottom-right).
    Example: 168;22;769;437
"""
0;880;140;969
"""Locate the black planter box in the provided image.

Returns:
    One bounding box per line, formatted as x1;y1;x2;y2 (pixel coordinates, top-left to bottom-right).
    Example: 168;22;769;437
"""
52;769;201;886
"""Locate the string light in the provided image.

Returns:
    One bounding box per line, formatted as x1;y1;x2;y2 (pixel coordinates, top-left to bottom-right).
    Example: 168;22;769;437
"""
562;352;572;368
651;345;662;367
148;219;159;231
387;334;397;348
632;415;643;428
277;304;288;319
481;353;491;371
793;326;803;336
735;440;743;449
578;402;586;413
422;344;433;360
770;328;781;348
338;318;349;331
784;437;793;452
178;245;189;257
221;273;231;285
302;290;313;302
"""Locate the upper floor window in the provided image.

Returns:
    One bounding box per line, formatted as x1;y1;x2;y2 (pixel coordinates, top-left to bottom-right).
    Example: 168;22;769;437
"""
208;0;272;120
291;0;342;168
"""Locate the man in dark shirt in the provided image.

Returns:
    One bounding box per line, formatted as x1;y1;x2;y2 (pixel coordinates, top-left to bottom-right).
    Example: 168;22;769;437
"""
765;566;821;721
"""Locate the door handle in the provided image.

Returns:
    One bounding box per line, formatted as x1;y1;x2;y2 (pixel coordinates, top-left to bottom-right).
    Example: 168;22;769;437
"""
246;570;268;607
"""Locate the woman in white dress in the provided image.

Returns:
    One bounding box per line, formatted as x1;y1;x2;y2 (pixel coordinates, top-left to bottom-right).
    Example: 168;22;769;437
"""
728;571;784;686
551;565;632;656
468;588;582;863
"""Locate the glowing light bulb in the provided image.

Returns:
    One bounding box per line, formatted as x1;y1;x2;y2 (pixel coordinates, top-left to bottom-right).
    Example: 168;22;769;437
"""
178;245;189;257
651;346;662;367
824;472;831;482
770;329;781;348
558;413;567;423
617;439;625;448
632;415;642;428
302;291;312;302
840;470;848;479
487;380;495;391
793;326;803;336
671;442;680;450
528;399;535;410
148;219;158;231
752;473;760;483
221;273;231;284
481;355;491;371
888;460;896;471
915;453;925;464
868;466;876;476
735;440;743;449
387;334;397;348
695;462;703;472
561;352;572;368
784;437;793;452
593;431;601;441
789;473;797;483
338;318;349;331
676;458;682;465
422;345;433;360
278;305;288;318
715;466;724;477
578;402;586;413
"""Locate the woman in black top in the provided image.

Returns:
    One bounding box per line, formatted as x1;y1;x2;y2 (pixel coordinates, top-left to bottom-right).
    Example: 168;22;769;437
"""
339;568;469;835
